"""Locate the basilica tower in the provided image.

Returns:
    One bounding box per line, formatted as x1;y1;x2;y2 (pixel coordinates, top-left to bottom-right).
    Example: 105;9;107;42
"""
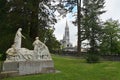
63;20;69;44
61;20;72;48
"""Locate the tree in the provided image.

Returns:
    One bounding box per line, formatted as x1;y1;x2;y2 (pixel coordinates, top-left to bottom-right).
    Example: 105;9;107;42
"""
77;0;82;55
7;0;57;40
0;0;8;60
100;19;120;54
0;0;8;35
82;0;106;63
45;29;61;52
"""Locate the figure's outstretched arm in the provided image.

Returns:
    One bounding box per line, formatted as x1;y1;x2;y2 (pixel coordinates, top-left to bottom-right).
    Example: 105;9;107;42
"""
22;34;26;39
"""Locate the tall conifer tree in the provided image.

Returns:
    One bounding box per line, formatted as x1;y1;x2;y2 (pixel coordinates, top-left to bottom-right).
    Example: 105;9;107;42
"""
82;0;106;63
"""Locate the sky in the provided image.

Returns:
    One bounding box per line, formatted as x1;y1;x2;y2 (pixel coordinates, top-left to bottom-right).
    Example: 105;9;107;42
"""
53;0;120;46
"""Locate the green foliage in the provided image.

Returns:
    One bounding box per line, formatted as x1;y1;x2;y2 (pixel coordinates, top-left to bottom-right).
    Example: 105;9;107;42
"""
5;0;57;39
0;61;3;73
0;61;3;72
100;19;120;54
0;33;15;60
45;29;61;52
86;53;100;63
0;54;3;61
82;0;105;43
21;34;33;50
86;47;100;63
2;55;120;80
0;0;7;22
82;0;105;62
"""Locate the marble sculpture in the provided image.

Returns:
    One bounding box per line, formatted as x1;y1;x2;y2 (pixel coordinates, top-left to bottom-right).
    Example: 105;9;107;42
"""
6;28;52;61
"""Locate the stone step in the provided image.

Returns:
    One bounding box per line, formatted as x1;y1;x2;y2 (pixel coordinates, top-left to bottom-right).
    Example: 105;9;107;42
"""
0;71;19;79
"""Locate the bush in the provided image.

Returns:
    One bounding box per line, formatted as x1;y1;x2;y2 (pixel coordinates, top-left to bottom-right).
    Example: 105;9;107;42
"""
0;61;3;73
0;54;3;72
0;54;2;60
86;53;100;63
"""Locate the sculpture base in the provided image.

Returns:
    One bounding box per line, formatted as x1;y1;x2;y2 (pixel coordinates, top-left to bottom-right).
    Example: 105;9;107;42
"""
2;60;55;76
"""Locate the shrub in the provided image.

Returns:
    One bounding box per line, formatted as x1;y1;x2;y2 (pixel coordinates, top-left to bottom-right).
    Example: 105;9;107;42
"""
0;54;3;61
0;61;3;73
0;54;3;73
86;53;100;63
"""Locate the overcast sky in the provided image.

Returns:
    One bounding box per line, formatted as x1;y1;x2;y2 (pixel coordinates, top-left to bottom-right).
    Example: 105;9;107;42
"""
54;0;120;46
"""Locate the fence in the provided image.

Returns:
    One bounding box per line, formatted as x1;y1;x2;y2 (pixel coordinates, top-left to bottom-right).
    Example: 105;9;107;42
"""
101;54;120;61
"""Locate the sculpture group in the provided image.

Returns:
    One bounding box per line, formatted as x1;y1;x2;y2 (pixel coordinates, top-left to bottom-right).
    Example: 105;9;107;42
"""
6;28;52;61
0;28;55;78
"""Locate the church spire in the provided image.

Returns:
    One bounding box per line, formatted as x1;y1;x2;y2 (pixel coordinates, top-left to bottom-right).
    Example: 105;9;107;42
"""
66;20;69;28
64;20;70;45
60;20;72;48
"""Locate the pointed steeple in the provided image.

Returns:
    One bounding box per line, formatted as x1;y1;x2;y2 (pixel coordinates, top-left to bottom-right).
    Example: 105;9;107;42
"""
63;20;70;46
61;19;73;48
65;20;69;29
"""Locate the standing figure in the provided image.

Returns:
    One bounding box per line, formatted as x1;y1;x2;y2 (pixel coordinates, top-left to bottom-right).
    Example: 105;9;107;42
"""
14;28;25;49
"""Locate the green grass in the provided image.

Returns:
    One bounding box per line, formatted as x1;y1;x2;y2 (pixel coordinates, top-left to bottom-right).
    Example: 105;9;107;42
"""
2;55;120;80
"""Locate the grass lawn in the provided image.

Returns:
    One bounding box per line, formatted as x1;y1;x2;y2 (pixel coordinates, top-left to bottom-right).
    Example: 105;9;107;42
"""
2;55;120;80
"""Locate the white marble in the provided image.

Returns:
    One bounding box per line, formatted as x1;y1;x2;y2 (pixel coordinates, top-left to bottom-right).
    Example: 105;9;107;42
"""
19;61;54;75
14;28;25;49
33;37;52;60
3;29;54;76
6;29;52;61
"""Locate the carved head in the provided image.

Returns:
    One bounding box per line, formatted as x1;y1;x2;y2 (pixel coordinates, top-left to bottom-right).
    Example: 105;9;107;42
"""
35;37;39;40
18;28;22;31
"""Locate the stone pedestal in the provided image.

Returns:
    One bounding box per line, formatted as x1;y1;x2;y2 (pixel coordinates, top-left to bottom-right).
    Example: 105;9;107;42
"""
2;60;55;76
3;62;18;72
19;60;55;75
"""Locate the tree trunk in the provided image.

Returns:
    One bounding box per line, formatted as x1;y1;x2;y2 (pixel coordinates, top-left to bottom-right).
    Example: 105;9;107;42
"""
29;0;39;40
77;0;81;55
